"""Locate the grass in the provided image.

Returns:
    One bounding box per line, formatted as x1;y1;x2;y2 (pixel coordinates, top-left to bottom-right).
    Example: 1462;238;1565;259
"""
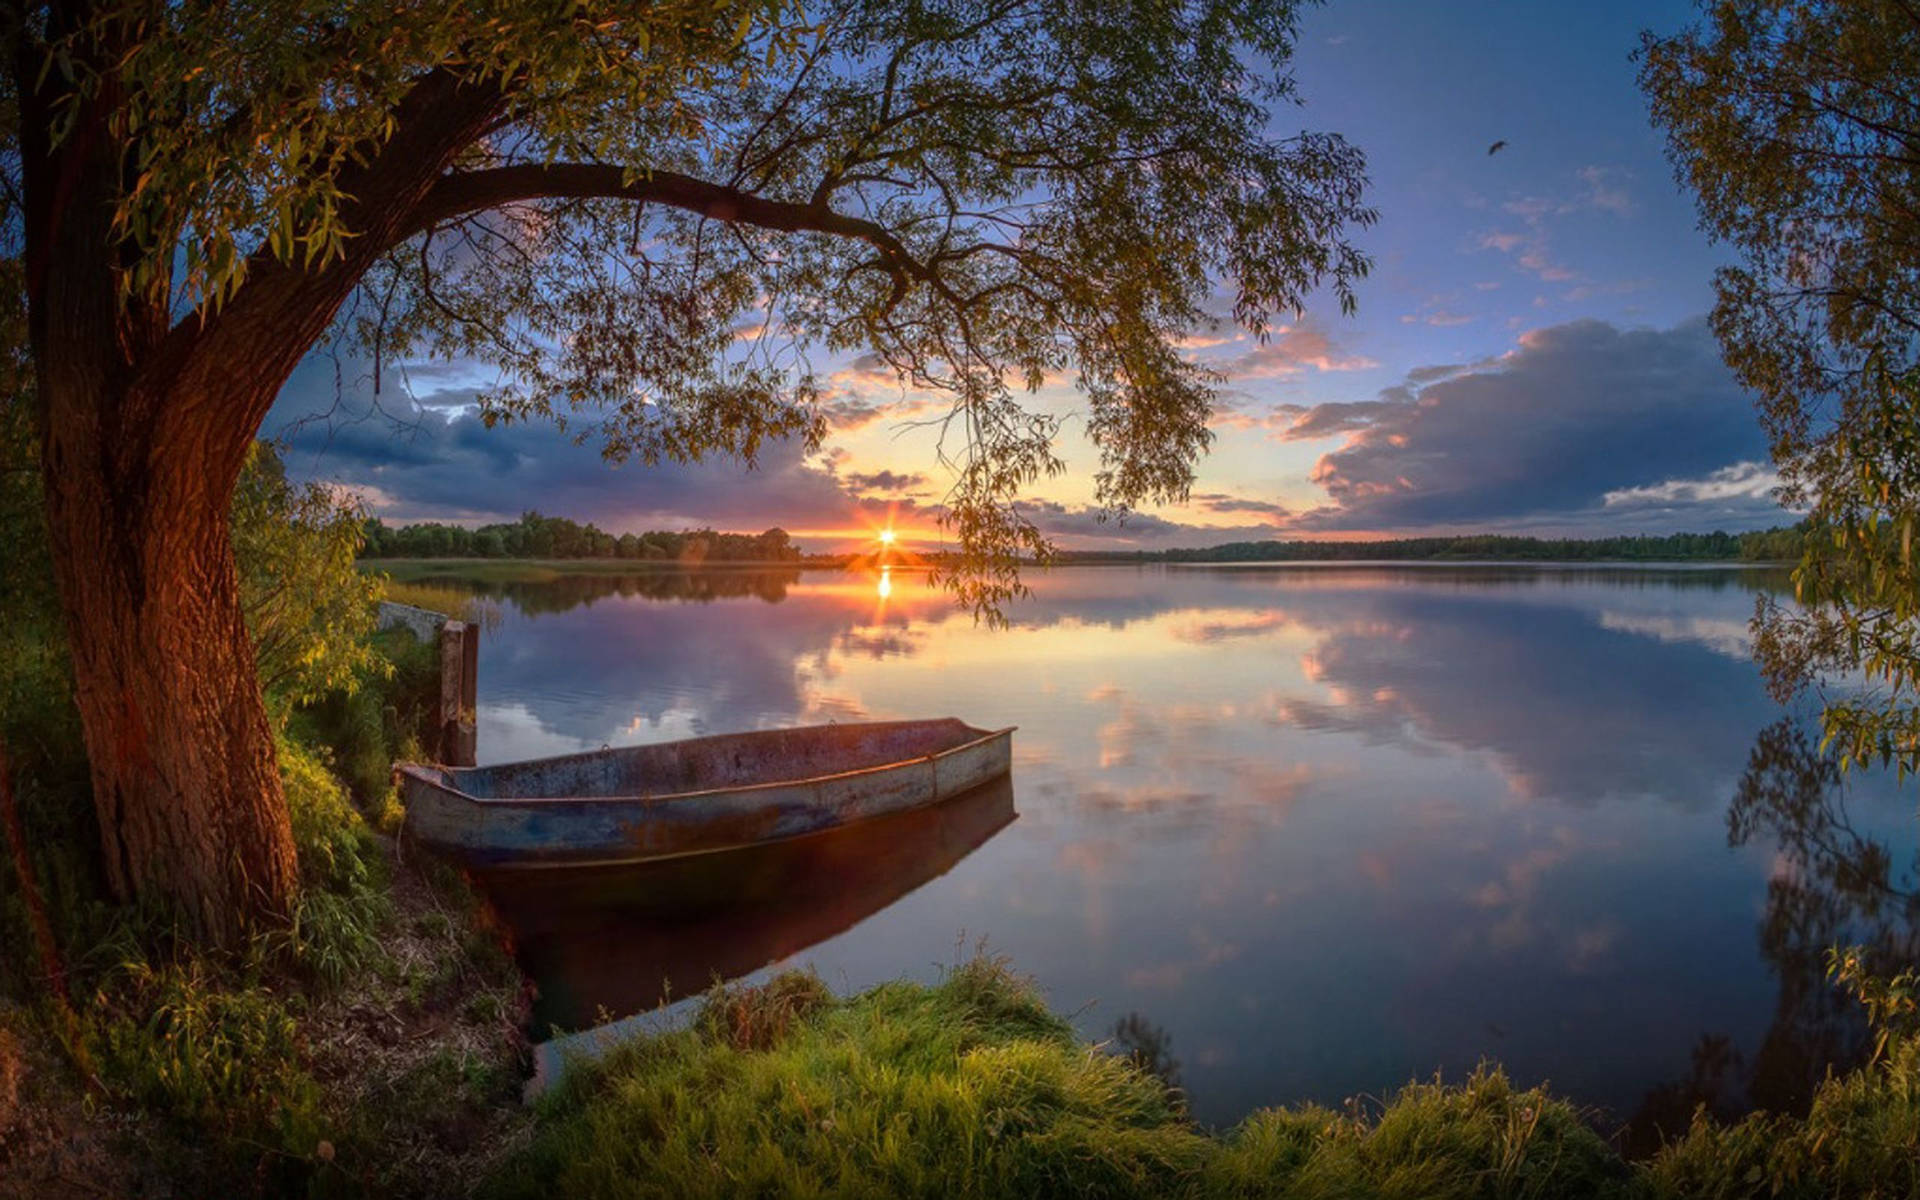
35;737;531;1196
490;956;1208;1200
1;628;527;1196
493;956;1920;1200
375;576;506;630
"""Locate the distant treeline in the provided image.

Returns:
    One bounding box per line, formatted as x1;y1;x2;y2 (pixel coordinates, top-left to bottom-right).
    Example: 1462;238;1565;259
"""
360;512;1807;566
1052;525;1808;564
359;512;801;562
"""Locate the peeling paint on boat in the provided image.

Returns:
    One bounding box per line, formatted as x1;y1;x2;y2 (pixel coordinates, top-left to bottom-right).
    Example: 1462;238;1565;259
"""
395;719;1014;869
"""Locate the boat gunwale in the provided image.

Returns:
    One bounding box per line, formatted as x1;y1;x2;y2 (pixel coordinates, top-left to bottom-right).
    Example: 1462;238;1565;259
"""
395;720;1015;809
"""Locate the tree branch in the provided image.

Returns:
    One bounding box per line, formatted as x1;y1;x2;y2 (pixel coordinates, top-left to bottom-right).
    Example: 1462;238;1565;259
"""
408;163;944;290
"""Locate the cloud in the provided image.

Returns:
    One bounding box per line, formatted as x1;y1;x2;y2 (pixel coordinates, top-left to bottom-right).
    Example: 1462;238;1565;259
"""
1601;461;1782;510
1191;492;1290;520
1286;318;1782;532
1276;398;1401;441
1475;168;1635;290
266;358;862;537
1401;310;1475;327
1577;166;1634;217
843;469;928;493
1222;327;1378;380
1017;500;1277;547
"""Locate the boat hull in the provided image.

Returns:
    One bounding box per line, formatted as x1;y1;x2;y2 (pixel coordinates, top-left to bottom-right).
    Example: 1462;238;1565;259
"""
508;776;1017;1030
396;719;1013;870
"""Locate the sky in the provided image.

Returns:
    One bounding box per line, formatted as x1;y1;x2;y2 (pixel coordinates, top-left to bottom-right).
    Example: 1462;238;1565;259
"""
266;0;1789;552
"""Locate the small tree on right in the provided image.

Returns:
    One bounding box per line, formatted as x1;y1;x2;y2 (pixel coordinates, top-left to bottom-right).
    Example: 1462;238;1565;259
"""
1641;2;1920;773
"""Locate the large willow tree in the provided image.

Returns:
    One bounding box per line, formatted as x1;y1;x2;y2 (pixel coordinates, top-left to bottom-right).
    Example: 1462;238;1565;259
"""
1641;2;1920;775
3;0;1372;942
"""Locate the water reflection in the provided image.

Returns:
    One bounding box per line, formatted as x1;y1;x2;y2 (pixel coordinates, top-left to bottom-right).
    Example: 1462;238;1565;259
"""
455;566;805;614
1624;717;1920;1153
1111;1011;1184;1098
416;563;1915;1128
497;776;1017;1033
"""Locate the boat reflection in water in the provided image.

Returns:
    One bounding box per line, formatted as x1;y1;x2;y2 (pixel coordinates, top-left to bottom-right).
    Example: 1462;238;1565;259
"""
486;773;1018;1036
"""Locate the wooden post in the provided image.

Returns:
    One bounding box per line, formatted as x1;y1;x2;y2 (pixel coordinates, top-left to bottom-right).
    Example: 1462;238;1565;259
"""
379;601;478;766
439;620;478;766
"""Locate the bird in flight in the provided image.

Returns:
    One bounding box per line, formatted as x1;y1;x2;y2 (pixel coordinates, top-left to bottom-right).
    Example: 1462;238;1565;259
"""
1487;140;1508;156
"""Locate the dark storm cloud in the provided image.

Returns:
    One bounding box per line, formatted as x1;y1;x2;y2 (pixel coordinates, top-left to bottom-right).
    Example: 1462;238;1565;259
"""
264;360;858;534
1018;500;1276;546
1286;319;1779;531
843;470;928;493
1191;493;1290;519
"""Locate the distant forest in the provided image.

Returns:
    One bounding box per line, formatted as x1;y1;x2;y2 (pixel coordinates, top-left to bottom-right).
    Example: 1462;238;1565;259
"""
359;512;802;562
1057;526;1806;564
360;513;1806;566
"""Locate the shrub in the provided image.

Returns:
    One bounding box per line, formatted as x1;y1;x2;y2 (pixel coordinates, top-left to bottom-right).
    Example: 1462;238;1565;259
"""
491;959;1208;1200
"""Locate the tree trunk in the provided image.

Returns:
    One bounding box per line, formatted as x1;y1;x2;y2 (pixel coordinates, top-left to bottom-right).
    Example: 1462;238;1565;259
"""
38;375;297;944
15;20;507;945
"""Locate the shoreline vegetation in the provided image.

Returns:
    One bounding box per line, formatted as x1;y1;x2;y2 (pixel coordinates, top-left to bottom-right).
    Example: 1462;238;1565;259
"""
358;516;1807;577
492;956;1920;1200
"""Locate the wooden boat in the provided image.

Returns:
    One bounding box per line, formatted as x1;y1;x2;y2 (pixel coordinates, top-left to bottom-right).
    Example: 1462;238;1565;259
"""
513;775;1017;1033
395;718;1014;870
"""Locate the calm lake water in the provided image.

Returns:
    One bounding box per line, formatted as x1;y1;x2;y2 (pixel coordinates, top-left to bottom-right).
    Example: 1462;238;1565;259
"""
437;563;1919;1140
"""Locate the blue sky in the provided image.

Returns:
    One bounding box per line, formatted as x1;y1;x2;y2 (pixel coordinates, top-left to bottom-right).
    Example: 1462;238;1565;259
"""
269;0;1790;550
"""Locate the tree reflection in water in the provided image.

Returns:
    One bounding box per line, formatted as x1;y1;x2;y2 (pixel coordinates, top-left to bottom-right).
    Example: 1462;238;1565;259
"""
451;567;805;615
1110;1012;1184;1101
1622;717;1920;1155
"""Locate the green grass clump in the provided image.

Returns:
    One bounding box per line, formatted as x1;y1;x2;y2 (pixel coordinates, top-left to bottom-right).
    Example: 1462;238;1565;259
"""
84;952;322;1143
275;736;392;986
1206;1070;1630;1200
1642;1032;1920;1200
75;741;387;1154
490;956;1210;1200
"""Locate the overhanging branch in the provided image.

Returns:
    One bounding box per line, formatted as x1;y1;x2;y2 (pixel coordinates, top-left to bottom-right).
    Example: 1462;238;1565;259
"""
407;163;948;297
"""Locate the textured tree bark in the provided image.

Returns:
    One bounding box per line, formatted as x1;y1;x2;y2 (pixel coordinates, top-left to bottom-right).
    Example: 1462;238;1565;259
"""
18;15;298;943
14;21;504;944
37;372;298;943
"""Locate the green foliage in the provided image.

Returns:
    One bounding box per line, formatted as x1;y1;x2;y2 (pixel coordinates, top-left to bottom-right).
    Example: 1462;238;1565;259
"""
15;0;1373;615
1056;528;1804;565
1640;4;1920;773
273;737;390;985
1831;947;1920;1067
287;624;440;816
362;512;802;564
1753;368;1920;772
233;441;384;717
0;385;102;1002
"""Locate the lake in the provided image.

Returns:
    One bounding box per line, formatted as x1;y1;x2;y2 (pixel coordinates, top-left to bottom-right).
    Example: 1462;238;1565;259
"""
432;562;1920;1142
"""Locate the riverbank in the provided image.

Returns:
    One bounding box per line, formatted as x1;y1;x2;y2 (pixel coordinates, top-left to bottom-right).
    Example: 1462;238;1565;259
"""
0;740;532;1198
493;956;1920;1200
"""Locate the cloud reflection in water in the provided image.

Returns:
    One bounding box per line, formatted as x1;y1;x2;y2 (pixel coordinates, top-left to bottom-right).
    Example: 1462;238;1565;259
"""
435;562;1910;1131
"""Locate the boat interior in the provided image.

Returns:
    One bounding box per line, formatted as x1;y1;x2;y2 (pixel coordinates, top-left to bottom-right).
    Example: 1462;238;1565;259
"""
430;718;991;801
